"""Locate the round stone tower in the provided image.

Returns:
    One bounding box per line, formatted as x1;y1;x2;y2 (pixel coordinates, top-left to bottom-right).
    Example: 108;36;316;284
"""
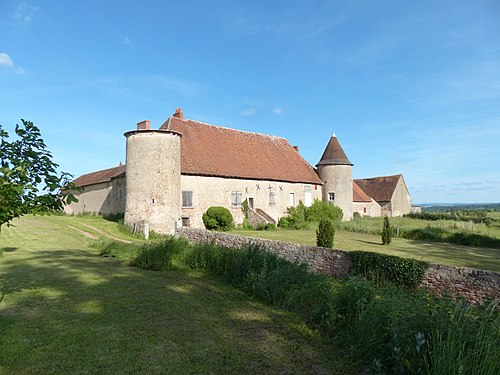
124;120;182;236
316;133;353;221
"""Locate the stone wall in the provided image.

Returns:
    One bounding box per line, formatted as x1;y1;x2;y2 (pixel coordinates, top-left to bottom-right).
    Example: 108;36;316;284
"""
422;265;499;305
176;227;499;305
176;227;352;277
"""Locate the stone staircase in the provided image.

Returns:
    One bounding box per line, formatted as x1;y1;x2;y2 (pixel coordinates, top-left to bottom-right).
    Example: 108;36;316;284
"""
248;208;277;227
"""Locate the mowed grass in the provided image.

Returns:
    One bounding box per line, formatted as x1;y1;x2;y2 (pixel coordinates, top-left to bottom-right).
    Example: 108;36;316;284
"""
0;215;356;375
231;228;500;272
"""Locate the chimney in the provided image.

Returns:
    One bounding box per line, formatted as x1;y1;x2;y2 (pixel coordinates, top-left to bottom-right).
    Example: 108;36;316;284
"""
137;120;150;130
173;107;184;119
293;145;300;153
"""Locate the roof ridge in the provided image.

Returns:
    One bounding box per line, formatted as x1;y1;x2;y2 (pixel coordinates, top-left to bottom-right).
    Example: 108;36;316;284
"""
170;116;287;141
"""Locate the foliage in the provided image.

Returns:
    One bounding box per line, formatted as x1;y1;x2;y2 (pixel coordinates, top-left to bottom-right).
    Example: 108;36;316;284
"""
316;218;335;248
338;214;500;249
94;239;141;260
306;199;343;224
256;223;276;231
279;200;344;230
381;216;392;245
424;300;500;375
403;227;500;248
241;198;249;219
278;201;309;229
406;211;493;225
0;119;76;230
348;251;429;288
202;206;234;231
130;236;188;271
1;217;352;374
182;241;499;374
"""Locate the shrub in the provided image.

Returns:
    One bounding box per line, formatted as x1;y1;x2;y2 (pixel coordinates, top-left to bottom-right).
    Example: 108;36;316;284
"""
130;237;188;271
348;251;429;288
278;201;309;229
316;218;335;248
306;199;343;224
241;198;249;219
93;239;141;260
256;223;276;231
381;216;392;245
202;206;233;231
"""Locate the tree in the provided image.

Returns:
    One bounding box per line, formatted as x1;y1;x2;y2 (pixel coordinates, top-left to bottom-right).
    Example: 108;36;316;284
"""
316;218;335;248
381;216;392;245
0;119;76;231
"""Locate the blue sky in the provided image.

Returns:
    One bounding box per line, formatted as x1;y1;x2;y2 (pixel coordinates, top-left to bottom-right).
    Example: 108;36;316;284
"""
1;0;499;204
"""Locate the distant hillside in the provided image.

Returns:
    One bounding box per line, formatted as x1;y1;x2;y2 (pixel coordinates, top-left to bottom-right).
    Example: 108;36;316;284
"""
420;203;500;212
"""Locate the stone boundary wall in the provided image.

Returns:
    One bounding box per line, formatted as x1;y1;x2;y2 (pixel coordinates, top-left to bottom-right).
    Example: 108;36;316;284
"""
176;228;500;305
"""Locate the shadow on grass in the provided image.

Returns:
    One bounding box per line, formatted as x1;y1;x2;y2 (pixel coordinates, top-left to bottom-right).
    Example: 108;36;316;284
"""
0;246;353;374
1;247;18;253
353;239;382;246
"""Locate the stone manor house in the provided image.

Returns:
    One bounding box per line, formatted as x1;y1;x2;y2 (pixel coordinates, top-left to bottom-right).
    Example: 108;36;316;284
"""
65;108;414;234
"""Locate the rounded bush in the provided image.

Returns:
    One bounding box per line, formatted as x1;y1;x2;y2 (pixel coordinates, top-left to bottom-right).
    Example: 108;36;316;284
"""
202;206;233;231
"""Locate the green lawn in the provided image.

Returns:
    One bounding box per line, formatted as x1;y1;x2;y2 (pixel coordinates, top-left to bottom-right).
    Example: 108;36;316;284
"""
231;228;500;272
0;215;356;374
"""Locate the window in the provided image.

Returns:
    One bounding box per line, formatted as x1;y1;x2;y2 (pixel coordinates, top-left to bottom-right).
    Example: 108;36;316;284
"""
328;192;335;201
363;207;367;214
181;217;190;227
231;191;242;207
304;185;312;207
182;191;193;208
269;191;276;205
289;193;295;206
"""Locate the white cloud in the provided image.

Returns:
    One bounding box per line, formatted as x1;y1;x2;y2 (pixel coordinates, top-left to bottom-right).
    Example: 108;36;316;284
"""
0;53;14;67
15;2;39;23
240;108;257;116
272;107;283;114
122;37;130;44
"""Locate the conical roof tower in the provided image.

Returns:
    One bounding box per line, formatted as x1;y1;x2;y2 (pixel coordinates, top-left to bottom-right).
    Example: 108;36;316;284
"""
316;133;353;220
316;133;353;166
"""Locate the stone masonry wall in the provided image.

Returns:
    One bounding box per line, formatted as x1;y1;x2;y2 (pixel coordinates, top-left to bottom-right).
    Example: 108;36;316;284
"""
176;228;499;305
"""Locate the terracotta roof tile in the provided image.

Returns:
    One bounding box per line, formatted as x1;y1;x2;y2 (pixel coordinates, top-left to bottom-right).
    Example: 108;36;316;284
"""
73;165;126;187
353;181;372;202
354;174;402;203
161;116;323;184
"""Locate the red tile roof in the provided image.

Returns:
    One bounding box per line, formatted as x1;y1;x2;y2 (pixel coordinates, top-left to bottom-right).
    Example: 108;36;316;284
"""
73;116;323;187
161;116;323;184
317;135;353;166
353;181;372;202
73;165;125;187
354;174;402;203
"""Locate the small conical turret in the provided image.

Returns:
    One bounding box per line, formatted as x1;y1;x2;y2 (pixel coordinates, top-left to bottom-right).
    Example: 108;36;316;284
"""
316;134;353;167
316;133;353;220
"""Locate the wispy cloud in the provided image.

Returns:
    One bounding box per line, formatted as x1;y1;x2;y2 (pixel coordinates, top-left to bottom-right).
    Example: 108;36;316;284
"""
15;2;39;24
390;88;426;108
240;108;256;116
122;37;131;44
272;107;283;114
0;52;24;74
0;53;14;67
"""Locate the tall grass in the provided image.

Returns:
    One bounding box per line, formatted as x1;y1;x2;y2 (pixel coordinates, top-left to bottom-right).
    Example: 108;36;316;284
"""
96;238;500;374
339;216;500;248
